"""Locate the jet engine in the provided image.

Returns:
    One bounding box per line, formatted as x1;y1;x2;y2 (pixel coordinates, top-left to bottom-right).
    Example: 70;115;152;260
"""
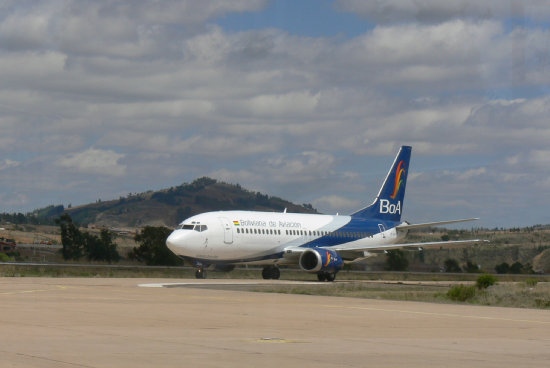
299;249;343;273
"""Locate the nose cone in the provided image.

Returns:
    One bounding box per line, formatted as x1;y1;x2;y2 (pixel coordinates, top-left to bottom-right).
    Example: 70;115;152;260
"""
166;230;186;254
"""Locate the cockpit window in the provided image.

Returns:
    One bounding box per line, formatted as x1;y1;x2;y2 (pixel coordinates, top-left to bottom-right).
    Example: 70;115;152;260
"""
193;225;208;232
179;223;207;231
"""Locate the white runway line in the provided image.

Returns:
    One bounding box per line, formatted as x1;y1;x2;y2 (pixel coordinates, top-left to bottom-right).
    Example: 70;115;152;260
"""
138;280;322;288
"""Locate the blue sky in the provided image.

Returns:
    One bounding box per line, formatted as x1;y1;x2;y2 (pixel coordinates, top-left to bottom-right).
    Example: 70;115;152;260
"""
216;0;371;38
1;0;550;228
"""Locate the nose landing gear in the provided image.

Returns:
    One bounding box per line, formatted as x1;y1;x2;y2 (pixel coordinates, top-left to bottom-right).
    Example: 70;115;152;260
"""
194;264;207;279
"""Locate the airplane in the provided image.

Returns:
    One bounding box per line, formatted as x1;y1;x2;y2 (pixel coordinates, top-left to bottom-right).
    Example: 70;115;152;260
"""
166;146;484;281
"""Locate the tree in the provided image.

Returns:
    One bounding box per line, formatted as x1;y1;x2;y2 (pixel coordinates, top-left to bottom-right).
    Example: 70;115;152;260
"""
56;214;120;263
385;249;409;271
444;258;462;273
131;226;183;266
56;213;85;260
463;261;481;273
85;229;120;263
495;262;510;274
509;261;524;274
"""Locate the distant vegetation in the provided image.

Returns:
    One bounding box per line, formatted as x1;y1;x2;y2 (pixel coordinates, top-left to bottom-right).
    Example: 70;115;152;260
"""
2;177;550;273
129;226;182;266
0;177;317;228
56;214;120;263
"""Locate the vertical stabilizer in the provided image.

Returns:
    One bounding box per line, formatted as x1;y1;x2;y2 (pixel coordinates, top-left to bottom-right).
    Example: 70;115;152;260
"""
351;146;412;222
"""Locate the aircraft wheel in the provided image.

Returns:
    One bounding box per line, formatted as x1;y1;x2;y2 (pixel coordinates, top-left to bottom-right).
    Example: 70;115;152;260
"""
317;272;336;282
262;266;280;279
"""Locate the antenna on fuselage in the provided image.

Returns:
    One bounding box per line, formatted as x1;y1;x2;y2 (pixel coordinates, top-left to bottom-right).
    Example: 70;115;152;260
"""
283;208;287;213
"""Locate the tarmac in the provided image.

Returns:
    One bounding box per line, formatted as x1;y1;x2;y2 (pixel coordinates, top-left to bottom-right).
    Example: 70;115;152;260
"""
1;277;550;367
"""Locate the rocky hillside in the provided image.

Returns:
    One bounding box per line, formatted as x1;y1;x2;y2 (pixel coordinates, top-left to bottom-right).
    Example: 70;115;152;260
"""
60;177;317;228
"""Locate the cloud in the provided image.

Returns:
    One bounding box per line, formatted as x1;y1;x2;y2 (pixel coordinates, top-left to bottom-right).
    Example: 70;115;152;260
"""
0;193;29;208
57;148;126;176
337;0;550;23
0;1;548;227
313;195;360;214
0;159;19;171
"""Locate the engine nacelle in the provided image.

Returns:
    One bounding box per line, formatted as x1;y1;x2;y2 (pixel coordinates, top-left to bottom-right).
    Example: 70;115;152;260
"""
299;249;343;273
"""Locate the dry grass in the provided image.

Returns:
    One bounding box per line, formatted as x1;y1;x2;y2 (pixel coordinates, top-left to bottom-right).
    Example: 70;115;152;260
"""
254;280;550;310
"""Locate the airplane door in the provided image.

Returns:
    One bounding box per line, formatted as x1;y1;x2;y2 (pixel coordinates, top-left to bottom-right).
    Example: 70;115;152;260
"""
218;217;233;244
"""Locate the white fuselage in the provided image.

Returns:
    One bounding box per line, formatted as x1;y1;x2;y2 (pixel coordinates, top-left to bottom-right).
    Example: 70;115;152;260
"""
166;210;404;265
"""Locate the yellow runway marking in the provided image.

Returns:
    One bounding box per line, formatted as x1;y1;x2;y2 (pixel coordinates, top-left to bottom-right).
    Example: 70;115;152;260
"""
0;285;69;295
323;304;550;325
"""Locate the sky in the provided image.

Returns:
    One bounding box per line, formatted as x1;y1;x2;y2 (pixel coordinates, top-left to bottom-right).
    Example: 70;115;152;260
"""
1;0;550;228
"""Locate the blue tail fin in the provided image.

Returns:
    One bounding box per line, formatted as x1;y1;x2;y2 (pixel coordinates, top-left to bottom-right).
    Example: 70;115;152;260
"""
351;146;412;222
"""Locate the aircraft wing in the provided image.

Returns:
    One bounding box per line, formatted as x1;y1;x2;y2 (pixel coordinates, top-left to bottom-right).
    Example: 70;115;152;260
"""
396;218;479;231
331;239;488;253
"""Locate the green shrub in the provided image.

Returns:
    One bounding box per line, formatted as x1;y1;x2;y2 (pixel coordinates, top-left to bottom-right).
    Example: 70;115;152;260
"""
476;274;497;289
0;253;15;262
524;278;538;287
447;284;476;301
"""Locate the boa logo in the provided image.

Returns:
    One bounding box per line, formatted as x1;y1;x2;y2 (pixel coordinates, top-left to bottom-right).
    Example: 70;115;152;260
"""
390;161;406;199
380;199;401;215
323;251;332;267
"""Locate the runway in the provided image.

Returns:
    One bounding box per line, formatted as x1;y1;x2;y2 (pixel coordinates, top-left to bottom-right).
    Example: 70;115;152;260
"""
1;278;549;367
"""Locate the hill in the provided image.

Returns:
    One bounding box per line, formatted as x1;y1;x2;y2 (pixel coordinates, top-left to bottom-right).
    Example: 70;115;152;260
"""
51;177;317;228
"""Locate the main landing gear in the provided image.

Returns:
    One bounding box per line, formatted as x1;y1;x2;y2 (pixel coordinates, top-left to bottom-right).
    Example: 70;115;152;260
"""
317;272;336;282
262;266;280;280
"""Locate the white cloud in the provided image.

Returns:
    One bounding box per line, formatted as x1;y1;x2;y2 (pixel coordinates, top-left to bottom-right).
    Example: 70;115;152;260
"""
0;159;19;171
57;148;126;176
313;195;359;214
244;91;320;117
0;1;548;226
